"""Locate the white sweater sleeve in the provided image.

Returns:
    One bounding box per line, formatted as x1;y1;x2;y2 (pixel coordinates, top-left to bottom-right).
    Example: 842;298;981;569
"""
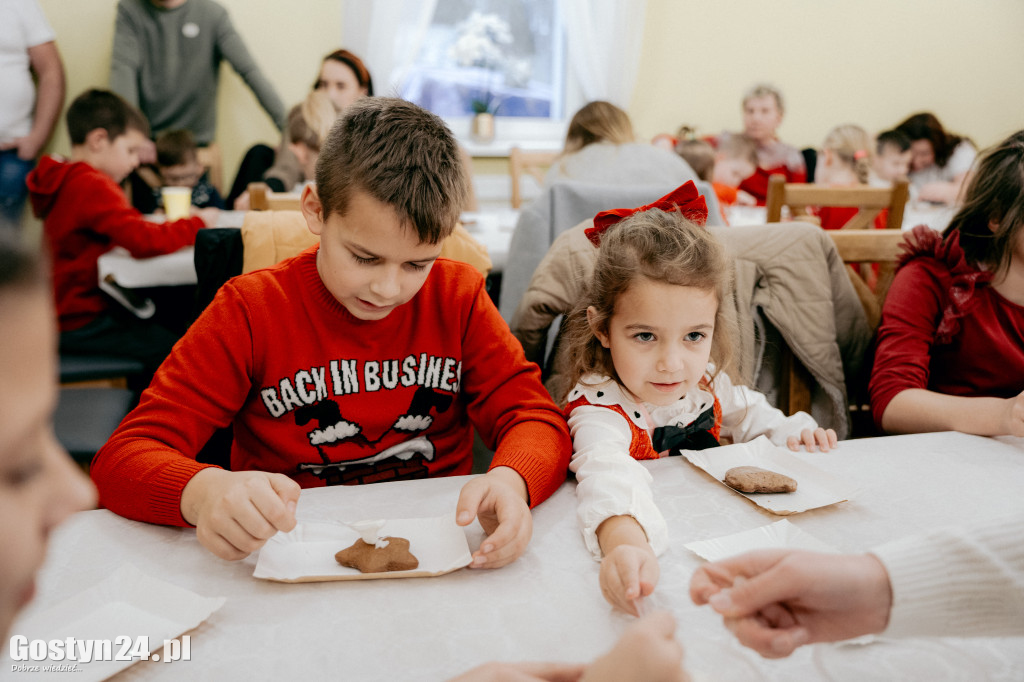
567;404;668;560
716;371;818;445
871;514;1024;638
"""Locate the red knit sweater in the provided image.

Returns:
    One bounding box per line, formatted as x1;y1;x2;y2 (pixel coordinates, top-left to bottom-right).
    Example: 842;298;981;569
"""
27;155;203;331
869;226;1024;428
91;248;572;526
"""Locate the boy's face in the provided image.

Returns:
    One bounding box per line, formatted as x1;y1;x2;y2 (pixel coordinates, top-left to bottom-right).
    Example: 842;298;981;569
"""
301;186;443;321
159;161;203;189
742;95;782;144
874;145;912;182
712;157;756;188
94;128;148;184
0;290;95;643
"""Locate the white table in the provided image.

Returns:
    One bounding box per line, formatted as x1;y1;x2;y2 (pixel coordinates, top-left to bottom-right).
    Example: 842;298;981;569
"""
13;432;1024;681
460;209;518;273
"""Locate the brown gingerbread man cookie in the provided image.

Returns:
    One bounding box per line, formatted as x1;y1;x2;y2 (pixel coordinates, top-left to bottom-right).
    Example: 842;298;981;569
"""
335;537;419;573
724;466;798;493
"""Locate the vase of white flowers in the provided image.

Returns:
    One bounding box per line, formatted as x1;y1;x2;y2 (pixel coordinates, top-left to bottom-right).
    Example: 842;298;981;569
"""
451;11;517;144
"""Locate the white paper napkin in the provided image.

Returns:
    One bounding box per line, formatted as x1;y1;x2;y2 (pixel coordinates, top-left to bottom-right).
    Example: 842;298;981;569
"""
684;519;840;562
254;514;473;582
682;436;850;514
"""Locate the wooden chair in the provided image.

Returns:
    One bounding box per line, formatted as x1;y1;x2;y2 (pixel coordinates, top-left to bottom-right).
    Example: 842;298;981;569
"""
509;147;558;208
781;229;906;431
765;174;910;231
196;142;224;194
247;182;302;211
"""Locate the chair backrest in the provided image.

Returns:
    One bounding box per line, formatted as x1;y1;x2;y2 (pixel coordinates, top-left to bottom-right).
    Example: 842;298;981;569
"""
765;174;910;230
247;182;302;211
509;147;559;208
827;229;906;329
197;142;224;194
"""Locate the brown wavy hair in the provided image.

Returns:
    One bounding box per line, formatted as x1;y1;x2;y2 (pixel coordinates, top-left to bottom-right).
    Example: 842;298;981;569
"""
557;209;736;404
944;129;1024;276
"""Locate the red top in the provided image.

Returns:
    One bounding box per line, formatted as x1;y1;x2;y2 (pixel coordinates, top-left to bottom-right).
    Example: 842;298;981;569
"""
90;248;572;526
27;155;203;331
739;164;807;206
815;205;889;231
869;226;1024;429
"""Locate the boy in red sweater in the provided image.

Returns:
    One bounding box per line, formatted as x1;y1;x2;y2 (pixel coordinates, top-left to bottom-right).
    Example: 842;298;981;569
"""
26;89;216;372
91;98;572;568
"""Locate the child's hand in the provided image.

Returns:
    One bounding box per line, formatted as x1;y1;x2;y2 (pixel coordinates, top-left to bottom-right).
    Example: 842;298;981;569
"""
233;191;251;211
450;661;587;681
456;466;532;569
736;189;757;206
600;544;660;616
786;428;837;452
193;206;220;227
180;468;300;560
581;611;687;682
1000;391;1024;437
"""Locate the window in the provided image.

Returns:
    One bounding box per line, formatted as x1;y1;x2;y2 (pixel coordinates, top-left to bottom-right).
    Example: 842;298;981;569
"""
397;0;573;151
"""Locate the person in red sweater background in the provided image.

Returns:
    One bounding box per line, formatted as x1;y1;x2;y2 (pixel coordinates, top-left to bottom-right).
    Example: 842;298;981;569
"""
26;89;216;373
869;129;1024;436
719;83;806;205
91;97;572;567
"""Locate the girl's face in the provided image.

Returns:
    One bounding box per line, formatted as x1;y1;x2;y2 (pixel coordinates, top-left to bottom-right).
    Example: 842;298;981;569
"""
0;291;95;644
909;139;935;172
590;278;717;407
316;60;368;112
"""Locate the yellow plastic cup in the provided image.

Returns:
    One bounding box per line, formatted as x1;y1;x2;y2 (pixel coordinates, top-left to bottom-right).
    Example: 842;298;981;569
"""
161;186;192;221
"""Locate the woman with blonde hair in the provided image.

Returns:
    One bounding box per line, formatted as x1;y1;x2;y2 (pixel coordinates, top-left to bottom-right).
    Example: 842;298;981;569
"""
545;101;696;187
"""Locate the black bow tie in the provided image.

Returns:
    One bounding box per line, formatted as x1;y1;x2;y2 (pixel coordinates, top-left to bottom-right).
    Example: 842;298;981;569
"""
651;404;720;454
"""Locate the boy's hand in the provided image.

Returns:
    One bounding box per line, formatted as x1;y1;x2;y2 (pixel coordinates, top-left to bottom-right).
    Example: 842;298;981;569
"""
600;544;660;616
456;466;531;569
786;428;837;452
736;189;757;206
581;611;688;682
181;468;300;561
450;661;586;682
193;206;220;227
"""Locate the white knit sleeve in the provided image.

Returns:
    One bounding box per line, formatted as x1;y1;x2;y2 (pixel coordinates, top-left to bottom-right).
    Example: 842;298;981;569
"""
870;514;1024;638
567;404;668;560
715;371;818;445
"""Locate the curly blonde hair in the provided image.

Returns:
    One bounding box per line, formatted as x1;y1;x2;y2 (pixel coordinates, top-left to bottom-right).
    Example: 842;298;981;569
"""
557;209;736;404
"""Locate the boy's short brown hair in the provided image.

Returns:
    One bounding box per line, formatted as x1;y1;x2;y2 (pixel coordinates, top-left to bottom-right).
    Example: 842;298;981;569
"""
155;129;198;168
66;88;150;145
314;97;468;244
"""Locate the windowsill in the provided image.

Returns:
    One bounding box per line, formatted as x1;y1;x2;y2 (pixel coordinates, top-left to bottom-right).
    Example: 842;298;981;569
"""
447;116;566;158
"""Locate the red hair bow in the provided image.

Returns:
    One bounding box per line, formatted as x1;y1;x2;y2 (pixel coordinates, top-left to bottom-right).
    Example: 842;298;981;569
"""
585;181;709;246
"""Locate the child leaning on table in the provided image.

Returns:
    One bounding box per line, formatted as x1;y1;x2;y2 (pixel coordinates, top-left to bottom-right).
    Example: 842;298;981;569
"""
129;128;225;215
90;97;571;567
561;187;836;615
25;89;217;375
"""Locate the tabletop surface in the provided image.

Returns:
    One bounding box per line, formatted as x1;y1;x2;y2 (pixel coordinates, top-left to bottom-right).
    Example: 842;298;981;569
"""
10;432;1024;681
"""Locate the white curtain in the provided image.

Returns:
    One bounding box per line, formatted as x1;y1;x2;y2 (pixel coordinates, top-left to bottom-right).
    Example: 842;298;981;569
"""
343;0;439;97
559;0;647;108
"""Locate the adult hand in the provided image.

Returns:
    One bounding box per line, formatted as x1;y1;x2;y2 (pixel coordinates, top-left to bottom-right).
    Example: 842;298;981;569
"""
14;134;46;161
786;427;837;452
138;138;157;166
689;549;892;658
180;468;300;560
233;190;251;211
456;466;532;569
581;611;688;682
450;661;586;682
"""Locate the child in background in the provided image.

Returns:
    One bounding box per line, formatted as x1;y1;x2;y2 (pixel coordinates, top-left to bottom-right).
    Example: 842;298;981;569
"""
26;89;216;374
91;98;571;567
811;124;889;231
231;90;338;210
871;129;912;186
561;187;836;615
895;112;976;205
675;128;759;215
130;129;225;214
0;232;95;645
870;129;1024;437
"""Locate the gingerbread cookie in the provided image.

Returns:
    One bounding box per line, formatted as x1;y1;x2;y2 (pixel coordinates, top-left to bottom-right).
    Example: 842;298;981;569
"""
724;466;797;493
335;537;419;573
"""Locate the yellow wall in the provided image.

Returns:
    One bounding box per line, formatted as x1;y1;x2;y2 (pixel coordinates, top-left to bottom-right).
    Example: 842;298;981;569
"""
632;0;1024;150
36;0;1023;186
